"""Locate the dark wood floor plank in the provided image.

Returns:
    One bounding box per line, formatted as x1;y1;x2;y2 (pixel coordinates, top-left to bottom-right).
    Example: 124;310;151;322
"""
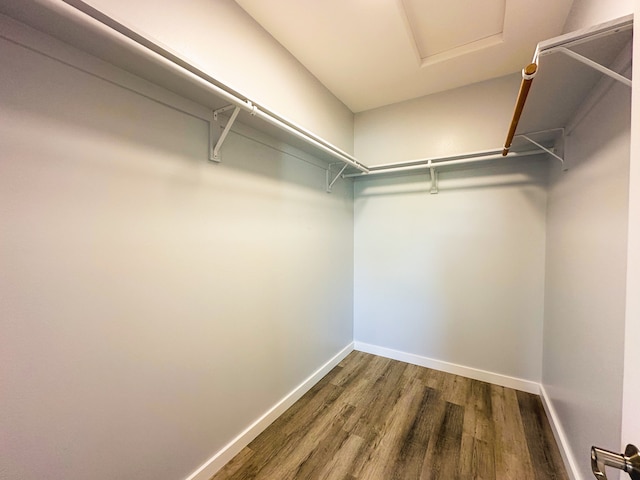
391;386;442;479
460;379;498;480
247;381;342;453
335;354;393;409
459;432;475;478
330;350;371;388
420;401;464;480
283;407;355;480
516;390;569;480
354;376;427;479
403;363;437;386
440;373;471;406
472;437;496;480
404;363;448;392
343;360;408;441
491;384;535;480
315;433;365;480
245;400;355;480
470;379;494;443
210;352;569;480
226;382;348;479
247;363;345;457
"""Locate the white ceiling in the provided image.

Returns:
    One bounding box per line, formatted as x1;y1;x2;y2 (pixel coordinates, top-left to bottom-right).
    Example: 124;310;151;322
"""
233;0;574;112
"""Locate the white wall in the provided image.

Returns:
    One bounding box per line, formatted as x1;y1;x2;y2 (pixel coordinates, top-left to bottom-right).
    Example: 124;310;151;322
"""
352;73;547;383
0;20;354;480
353;158;548;383
354;74;521;166
542;78;631;480
539;2;637;479
83;0;355;154
563;0;635;32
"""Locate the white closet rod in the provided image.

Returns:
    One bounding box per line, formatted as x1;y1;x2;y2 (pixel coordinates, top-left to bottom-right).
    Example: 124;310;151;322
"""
56;0;369;173
9;0;586;181
532;16;633;63
344;149;545;178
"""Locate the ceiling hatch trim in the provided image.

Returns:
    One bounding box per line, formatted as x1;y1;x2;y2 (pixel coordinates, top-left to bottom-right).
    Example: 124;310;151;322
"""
399;0;506;67
232;0;574;112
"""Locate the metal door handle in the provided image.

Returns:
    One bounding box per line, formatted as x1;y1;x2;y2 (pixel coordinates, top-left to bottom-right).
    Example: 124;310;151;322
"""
592;444;640;480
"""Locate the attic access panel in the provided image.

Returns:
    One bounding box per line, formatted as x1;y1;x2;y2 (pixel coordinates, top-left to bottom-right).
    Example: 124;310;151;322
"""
401;0;506;63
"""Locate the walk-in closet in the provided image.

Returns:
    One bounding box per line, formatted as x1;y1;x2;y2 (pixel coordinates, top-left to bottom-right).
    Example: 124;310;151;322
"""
1;1;639;480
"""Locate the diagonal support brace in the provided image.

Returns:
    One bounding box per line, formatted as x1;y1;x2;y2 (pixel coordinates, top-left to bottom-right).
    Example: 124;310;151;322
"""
210;105;241;162
326;162;349;193
554;47;632;87
520;135;567;171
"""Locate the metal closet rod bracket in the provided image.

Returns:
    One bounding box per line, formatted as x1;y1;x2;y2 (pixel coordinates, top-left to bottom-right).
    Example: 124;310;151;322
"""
209;103;255;162
547;47;632;87
326;162;349;193
428;160;438;194
516;134;567;171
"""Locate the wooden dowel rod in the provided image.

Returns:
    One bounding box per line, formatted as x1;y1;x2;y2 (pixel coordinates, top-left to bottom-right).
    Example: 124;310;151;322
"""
502;63;538;156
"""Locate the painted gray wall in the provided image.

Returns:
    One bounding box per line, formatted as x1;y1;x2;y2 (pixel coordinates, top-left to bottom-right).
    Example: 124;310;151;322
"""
0;23;354;480
562;0;640;461
352;74;548;382
353;158;548;382
563;0;634;33
354;73;521;166
83;0;355;154
541;1;638;478
543;80;631;480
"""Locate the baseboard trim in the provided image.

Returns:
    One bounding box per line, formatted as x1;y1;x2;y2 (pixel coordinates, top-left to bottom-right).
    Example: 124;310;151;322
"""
539;385;581;480
185;342;355;480
354;342;540;394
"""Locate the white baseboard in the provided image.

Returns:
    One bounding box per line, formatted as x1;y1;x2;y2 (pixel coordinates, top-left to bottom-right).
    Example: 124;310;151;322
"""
539;385;582;480
184;342;355;480
353;342;540;394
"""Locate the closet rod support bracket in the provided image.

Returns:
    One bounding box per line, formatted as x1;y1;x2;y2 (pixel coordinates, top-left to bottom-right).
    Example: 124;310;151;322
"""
519;135;567;171
552;47;632;87
326;162;349;193
213;104;238;121
210;105;241;162
429;160;438;194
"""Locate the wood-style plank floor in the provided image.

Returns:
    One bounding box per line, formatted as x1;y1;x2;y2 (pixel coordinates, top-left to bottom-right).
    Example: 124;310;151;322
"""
211;351;568;480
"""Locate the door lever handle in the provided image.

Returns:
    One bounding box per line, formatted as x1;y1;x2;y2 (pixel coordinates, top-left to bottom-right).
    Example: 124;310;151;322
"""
591;444;640;480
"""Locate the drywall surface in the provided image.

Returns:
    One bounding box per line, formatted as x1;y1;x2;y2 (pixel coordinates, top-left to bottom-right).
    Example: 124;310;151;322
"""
354;74;521;166
621;0;640;454
82;0;354;153
543;81;631;480
563;0;634;32
353;158;548;382
0;28;354;480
